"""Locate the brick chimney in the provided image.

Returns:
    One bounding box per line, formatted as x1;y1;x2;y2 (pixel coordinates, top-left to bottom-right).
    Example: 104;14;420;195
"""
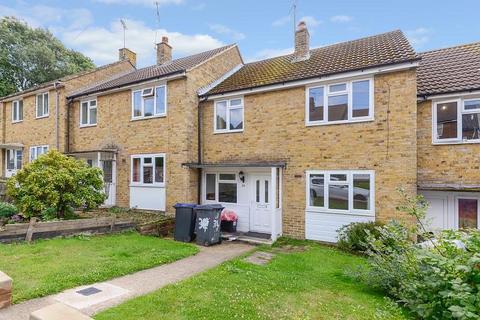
119;48;137;67
156;36;172;65
292;21;310;62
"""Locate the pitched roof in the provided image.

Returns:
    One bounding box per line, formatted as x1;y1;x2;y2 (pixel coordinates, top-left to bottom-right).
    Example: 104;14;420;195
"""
69;44;237;99
0;60;132;102
417;42;480;96
206;30;418;96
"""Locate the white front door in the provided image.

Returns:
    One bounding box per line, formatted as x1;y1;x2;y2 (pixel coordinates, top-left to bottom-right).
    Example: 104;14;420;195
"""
5;149;22;177
101;159;116;207
250;174;272;233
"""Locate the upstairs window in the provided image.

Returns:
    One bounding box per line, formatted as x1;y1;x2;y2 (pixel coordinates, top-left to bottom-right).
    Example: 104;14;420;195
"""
36;92;49;118
80;99;97;126
433;98;480;143
131;154;165;186
214;98;244;133
307;78;373;125
132;85;167;119
306;170;374;215
12;100;23;122
30;145;49;162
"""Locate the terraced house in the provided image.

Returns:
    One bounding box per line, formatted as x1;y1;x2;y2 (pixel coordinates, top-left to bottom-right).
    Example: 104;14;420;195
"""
1;22;479;242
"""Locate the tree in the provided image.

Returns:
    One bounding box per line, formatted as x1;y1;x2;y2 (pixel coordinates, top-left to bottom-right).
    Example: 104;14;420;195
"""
6;150;106;220
0;17;95;97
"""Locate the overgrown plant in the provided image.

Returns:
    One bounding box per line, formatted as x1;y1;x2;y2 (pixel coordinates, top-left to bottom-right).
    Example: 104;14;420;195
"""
337;221;384;253
6;150;106;220
360;188;480;319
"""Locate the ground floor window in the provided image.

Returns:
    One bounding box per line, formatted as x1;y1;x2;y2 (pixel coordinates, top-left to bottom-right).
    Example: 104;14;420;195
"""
458;198;478;229
205;173;237;203
6;149;22;171
306;170;374;214
29;145;49;162
131;154;165;186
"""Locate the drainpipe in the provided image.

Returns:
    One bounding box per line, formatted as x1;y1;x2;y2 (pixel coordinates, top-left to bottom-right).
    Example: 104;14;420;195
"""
197;100;203;204
54;82;61;150
66;98;72;154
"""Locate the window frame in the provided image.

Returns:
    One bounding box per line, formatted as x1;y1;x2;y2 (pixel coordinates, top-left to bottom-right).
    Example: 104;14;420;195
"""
36;92;49;119
130;153;166;187
305;170;375;216
305;77;374;126
79;98;97;127
432;97;480;144
203;172;238;204
29;145;49;162
131;84;167;120
213;97;244;134
12;100;23;123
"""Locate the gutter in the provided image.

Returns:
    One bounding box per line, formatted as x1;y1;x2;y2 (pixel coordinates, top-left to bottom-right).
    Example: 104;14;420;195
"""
417;87;480;101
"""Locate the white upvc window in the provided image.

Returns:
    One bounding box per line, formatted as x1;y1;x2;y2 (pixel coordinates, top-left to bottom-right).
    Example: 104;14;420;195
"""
131;85;167;120
306;78;373;126
36;92;49;118
80;99;97;127
433;97;480;144
306;170;375;215
29;145;49;162
214;97;244;133
204;172;238;203
131;153;165;186
12;100;23;122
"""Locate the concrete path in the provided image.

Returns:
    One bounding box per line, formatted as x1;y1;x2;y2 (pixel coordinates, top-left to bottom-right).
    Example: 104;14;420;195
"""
0;242;253;320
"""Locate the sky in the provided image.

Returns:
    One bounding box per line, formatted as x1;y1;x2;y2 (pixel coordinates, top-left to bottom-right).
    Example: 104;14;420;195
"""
1;0;479;68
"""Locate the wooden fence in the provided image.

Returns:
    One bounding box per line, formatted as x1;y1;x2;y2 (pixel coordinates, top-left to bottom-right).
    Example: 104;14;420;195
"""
0;216;135;243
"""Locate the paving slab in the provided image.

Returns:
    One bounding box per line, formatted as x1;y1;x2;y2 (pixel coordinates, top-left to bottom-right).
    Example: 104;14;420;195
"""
0;242;253;320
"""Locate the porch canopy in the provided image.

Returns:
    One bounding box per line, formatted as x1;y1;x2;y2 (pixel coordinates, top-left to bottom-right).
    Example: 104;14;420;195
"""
182;161;286;169
66;149;117;161
418;183;480;192
0;143;24;150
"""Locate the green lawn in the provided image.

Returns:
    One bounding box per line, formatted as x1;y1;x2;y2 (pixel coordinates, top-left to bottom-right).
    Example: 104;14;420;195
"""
95;240;408;320
0;232;198;303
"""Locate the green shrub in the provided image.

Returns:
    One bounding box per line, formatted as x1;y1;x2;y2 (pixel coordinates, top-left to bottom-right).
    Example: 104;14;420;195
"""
0;202;18;219
6;150;106;220
337;221;384;253
359;188;480;319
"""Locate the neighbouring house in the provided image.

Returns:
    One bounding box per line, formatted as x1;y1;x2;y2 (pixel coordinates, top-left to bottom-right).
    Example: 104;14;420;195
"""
1;21;478;243
417;42;480;232
0;51;136;205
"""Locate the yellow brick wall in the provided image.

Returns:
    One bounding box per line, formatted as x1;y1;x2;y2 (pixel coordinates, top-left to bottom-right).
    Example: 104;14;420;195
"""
69;47;243;213
417;99;480;186
201;69;418;238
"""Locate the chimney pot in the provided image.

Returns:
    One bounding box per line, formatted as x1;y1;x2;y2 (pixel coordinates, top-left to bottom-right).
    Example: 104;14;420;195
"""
119;48;137;67
156;36;172;65
292;21;310;62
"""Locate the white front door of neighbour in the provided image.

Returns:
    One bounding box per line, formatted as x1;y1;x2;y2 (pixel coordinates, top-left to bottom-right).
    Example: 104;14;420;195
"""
102;160;116;207
5;149;22;177
250;174;272;233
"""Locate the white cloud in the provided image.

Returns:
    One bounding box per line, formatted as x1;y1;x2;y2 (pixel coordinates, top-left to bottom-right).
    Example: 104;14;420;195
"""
93;0;183;7
330;15;352;23
299;16;321;28
272;15;291;27
209;24;245;41
62;19;224;66
406;27;432;48
249;47;293;62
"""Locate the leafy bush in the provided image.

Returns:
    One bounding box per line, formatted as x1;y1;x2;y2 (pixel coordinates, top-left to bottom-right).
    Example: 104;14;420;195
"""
6;150;106;220
337;221;384;253
0;202;18;219
359;188;480;319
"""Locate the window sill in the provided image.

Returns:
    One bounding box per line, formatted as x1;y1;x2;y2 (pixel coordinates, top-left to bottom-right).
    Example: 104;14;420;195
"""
432;139;480;145
131;114;166;122
80;124;97;128
129;183;166;188
12;120;23;124
306;117;374;127
305;207;375;217
36;115;49;119
213;129;244;135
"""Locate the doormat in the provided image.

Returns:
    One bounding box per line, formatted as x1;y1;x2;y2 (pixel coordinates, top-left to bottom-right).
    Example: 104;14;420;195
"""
244;232;271;239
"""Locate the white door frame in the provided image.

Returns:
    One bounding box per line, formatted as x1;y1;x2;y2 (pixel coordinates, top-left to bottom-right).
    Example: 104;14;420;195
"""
98;152;116;207
5;148;22;177
249;173;273;233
